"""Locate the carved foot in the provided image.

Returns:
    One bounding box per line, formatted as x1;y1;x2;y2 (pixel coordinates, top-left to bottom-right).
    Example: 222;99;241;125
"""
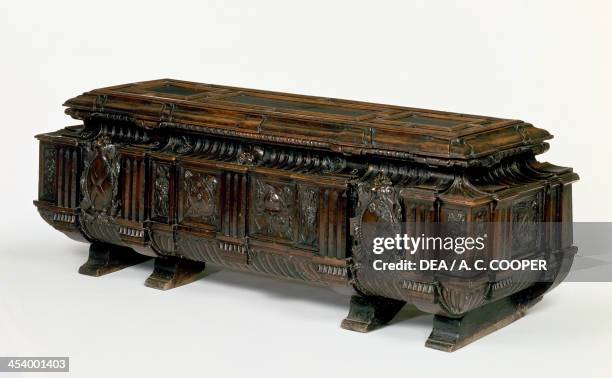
426;292;543;352
144;257;206;290
341;295;406;332
78;242;151;277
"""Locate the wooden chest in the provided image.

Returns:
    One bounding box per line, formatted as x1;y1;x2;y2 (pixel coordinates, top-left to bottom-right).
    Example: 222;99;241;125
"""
34;79;578;351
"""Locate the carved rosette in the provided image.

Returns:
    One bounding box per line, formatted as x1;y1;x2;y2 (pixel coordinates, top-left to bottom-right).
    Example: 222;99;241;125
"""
80;136;121;219
237;151;256;165
183;169;219;226
237;146;263;166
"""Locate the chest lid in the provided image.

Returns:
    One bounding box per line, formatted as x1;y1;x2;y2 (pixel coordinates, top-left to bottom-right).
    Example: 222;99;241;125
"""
64;79;551;166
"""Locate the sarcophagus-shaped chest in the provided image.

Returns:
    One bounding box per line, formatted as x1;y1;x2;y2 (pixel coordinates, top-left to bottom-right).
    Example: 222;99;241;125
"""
34;79;578;351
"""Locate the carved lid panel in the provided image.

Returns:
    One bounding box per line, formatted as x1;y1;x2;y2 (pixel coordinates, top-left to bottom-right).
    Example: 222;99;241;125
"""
63;79;552;164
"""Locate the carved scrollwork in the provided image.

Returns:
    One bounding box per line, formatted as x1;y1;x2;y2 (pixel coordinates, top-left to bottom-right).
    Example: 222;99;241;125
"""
349;172;405;299
168;135;194;154
298;186;319;246
351;172;402;255
359;173;402;224
158;132;350;174
80;136;121;219
321;156;346;173
152;164;171;220
238;151;255;165
42;146;57;201
237;146;263;166
446;209;467;237
436;281;488;315
512;195;541;255
472;207;489;249
250;178;295;240
183;169;219;226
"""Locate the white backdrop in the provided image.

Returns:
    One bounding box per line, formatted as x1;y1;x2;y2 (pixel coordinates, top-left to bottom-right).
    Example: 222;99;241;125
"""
1;1;611;377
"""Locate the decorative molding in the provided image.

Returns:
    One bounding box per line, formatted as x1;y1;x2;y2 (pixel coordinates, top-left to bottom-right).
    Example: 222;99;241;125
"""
118;226;145;238
218;241;247;254
52;212;76;224
400;280;435;294
159;121;330;149
491;277;513;291
316;264;347;277
162;133;345;174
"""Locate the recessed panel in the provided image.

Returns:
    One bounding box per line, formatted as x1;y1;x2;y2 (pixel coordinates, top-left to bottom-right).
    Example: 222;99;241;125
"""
223;93;371;117
397;114;465;128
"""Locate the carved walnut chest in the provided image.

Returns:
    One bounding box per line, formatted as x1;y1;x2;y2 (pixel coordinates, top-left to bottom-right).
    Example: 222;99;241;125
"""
35;79;578;351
